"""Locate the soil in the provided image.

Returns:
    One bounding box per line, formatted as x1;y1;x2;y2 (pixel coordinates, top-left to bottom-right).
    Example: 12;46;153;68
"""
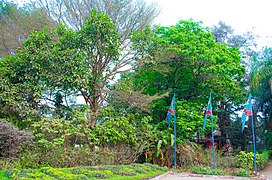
260;160;272;179
151;160;272;180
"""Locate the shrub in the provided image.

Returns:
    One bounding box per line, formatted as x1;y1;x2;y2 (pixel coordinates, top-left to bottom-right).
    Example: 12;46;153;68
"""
130;164;150;174
237;150;270;170
143;163;168;172
101;142;144;165
0;121;34;158
85;170;113;179
233;168;251;177
216;155;239;169
257;150;270;170
191;165;225;175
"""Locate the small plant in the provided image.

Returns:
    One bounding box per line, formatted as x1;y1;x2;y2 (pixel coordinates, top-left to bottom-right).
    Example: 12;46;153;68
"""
85;170;113;179
234;168;251;177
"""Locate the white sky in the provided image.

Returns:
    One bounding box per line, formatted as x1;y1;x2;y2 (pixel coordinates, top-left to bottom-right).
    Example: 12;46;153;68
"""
151;0;272;47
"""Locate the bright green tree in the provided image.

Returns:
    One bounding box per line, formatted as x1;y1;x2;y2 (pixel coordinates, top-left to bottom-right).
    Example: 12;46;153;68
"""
130;19;246;117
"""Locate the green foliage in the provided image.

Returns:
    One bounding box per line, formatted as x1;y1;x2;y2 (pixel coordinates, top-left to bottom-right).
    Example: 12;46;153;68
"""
191;165;252;177
263;132;272;149
176;100;215;138
233;168;252;177
95;116;137;145
0;10;124;128
251;48;272;149
120;19;246;144
2;163;167;180
191;165;225;175
237;151;255;170
237;150;270;170
96;110;153;145
31;109;97;149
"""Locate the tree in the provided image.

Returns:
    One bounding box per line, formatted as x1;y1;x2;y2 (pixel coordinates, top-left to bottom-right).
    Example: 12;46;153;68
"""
132;19;245;102
0;11;148;128
251;47;272;147
126;20;246;147
0;0;55;57
33;0;160;72
210;21;256;73
210;21;258;145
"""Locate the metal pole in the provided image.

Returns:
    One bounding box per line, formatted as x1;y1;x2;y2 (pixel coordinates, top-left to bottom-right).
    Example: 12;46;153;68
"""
174;93;177;170
251;115;257;171
211;116;216;169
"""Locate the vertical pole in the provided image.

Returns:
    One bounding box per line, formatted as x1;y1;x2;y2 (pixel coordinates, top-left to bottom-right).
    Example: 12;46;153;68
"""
211;116;216;169
174;93;177;171
251;115;257;171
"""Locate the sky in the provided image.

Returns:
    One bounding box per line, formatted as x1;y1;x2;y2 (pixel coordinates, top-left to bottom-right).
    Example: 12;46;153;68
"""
151;0;272;48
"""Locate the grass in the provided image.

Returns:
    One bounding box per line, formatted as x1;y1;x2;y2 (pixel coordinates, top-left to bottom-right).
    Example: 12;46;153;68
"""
0;171;9;180
0;163;167;180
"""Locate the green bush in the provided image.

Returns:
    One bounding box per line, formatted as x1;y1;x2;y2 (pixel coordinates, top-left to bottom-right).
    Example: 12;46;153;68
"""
233;168;251;177
191;165;225;175
130;164;150;174
26;172;53;179
85;170;113;179
191;165;253;177
257;150;270;170
143;163;168;172
237;150;270;170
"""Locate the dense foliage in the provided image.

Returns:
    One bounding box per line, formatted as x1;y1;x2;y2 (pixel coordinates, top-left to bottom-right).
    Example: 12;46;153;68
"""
0;0;271;176
1;163;167;180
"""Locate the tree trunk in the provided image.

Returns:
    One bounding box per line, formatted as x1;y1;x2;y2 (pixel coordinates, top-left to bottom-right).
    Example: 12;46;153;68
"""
89;108;99;129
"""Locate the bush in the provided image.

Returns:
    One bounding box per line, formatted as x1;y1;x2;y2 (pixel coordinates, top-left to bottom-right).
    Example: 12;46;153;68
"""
233;168;251;177
0;121;34;159
191;165;225;175
190;165;253;177
102;142;144;165
257;150;270;170
216;155;239;169
237;150;270;170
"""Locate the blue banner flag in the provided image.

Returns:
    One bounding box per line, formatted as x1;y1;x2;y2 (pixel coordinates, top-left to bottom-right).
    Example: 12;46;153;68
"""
242;94;253;131
202;93;212;130
165;94;175;124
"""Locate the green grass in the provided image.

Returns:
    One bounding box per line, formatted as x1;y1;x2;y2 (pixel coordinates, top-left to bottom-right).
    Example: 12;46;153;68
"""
0;163;166;180
0;171;10;180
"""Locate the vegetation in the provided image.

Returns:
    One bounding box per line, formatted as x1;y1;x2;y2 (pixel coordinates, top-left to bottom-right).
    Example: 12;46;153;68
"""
0;163;167;180
0;0;271;178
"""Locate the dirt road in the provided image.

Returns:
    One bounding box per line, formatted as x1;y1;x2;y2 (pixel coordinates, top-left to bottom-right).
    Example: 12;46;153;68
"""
151;161;272;180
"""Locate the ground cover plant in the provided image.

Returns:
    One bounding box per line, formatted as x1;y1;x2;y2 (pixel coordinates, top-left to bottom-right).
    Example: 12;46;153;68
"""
189;150;271;177
0;163;168;180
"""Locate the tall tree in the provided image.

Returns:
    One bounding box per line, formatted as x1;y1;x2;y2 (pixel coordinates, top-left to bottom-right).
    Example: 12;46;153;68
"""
0;11;148;128
251;47;272;147
128;20;246;134
210;21;256;73
210;21;257;145
32;0;159;71
0;0;55;57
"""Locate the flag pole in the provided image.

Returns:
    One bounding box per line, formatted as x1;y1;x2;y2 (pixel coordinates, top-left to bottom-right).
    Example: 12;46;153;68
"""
211;116;216;169
174;93;177;171
251;114;257;171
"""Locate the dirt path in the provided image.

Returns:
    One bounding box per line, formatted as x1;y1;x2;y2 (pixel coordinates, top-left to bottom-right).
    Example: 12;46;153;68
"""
151;172;267;180
151;160;272;180
260;160;272;179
